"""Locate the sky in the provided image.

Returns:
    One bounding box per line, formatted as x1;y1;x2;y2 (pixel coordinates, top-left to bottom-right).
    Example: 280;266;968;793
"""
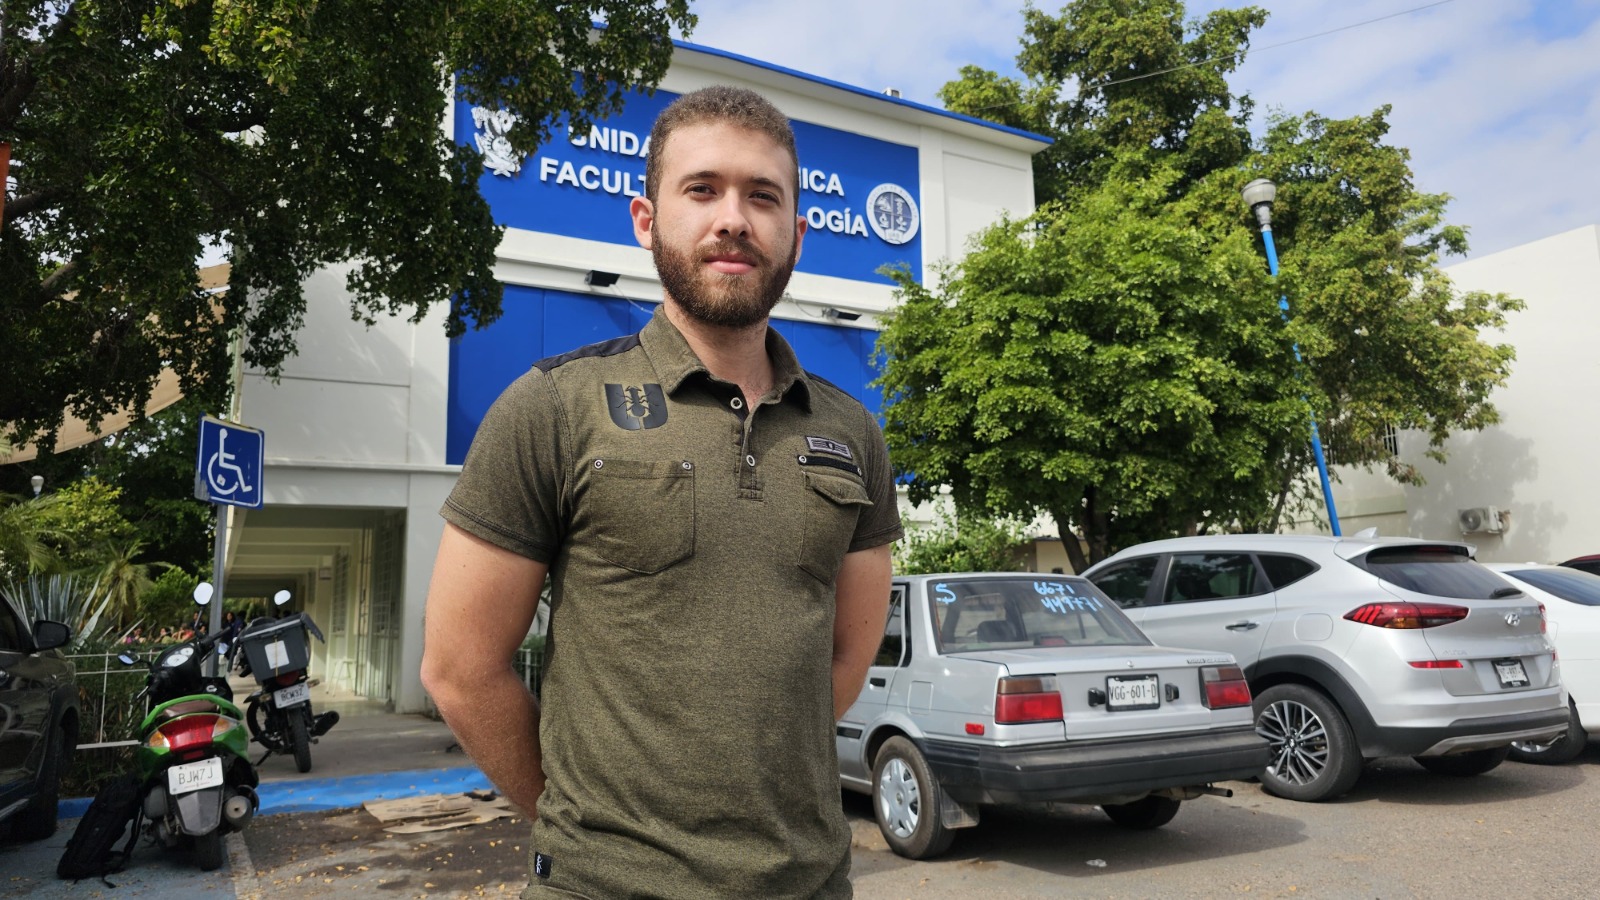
680;0;1600;261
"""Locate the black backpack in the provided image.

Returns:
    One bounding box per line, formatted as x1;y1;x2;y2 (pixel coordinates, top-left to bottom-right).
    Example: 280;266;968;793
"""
57;773;144;881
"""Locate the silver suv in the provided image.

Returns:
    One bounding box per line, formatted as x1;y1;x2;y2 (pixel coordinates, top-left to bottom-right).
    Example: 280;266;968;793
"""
1082;535;1568;802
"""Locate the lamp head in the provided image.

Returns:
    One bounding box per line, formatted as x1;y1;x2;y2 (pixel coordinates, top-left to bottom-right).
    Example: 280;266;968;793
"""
1242;179;1276;229
30;475;44;497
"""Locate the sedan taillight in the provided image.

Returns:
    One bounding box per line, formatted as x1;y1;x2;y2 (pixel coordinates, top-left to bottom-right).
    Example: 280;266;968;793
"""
995;675;1063;724
1201;665;1252;709
1344;602;1468;629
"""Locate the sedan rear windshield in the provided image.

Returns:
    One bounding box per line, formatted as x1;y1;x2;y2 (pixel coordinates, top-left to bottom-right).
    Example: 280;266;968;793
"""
1503;567;1600;606
1361;546;1518;600
927;577;1149;653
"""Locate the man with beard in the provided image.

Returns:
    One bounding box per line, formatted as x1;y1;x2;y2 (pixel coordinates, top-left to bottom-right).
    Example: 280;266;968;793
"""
422;86;902;899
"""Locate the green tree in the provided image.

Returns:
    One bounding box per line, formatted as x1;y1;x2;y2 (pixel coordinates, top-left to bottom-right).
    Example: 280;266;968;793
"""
138;566;203;635
1;0;695;448
880;0;1521;564
30;476;138;573
895;509;1031;576
0;491;67;576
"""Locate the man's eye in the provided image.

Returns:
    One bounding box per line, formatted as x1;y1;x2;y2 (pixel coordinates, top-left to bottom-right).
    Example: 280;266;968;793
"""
687;184;715;195
752;191;779;203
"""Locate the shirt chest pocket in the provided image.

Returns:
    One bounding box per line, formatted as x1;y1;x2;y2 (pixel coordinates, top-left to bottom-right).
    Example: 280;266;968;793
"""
797;470;872;585
584;458;696;574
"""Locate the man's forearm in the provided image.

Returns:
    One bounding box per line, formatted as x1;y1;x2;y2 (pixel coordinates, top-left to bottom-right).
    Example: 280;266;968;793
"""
431;669;546;816
832;653;873;720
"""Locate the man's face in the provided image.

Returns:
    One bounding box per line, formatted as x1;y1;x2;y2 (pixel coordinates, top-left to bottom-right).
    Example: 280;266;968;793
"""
631;122;806;328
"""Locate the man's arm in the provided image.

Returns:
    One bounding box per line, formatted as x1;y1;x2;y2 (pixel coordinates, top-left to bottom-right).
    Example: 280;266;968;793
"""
421;523;549;816
831;543;893;719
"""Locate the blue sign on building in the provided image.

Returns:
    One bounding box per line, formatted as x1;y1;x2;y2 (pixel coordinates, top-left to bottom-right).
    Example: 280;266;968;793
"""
195;416;265;509
456;87;923;285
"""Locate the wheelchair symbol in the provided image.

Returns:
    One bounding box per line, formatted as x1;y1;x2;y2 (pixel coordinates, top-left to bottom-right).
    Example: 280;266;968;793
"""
206;428;255;497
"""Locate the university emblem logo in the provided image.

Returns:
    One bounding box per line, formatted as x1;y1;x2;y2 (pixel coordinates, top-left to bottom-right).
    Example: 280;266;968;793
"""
866;183;920;245
605;384;668;430
471;106;523;177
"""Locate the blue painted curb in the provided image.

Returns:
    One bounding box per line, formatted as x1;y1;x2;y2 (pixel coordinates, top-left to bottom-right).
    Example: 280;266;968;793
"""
59;765;493;820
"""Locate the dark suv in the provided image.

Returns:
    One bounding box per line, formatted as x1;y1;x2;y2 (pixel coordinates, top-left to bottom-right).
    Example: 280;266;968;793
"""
0;601;78;841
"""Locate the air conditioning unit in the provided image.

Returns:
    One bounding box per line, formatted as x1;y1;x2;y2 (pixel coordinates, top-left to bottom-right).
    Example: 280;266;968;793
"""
1458;506;1505;535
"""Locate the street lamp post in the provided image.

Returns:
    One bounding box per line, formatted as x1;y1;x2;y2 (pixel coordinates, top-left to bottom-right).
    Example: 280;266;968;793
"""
1243;178;1342;536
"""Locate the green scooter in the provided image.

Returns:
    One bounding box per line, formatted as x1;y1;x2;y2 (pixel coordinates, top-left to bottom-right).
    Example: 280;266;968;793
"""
59;583;259;876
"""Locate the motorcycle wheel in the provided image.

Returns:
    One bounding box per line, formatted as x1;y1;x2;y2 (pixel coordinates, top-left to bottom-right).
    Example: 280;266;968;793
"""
192;831;225;871
289;711;313;773
246;698;283;752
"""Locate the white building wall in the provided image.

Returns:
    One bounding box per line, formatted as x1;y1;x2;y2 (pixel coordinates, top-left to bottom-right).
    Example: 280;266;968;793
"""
1399;225;1600;563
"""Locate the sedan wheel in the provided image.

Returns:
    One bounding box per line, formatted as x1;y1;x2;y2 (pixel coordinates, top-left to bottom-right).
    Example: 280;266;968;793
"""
1253;684;1363;803
872;736;954;860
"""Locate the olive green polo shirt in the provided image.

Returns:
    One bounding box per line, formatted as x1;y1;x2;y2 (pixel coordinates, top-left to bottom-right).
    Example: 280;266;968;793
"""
441;306;902;900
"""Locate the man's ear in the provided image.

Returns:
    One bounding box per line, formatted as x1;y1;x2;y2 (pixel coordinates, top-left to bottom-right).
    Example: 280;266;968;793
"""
630;196;655;249
792;213;807;264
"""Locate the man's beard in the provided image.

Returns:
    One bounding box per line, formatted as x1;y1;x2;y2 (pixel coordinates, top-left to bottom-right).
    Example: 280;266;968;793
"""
653;228;797;329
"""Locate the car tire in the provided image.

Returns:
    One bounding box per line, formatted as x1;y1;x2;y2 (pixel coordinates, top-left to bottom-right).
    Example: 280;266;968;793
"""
872;736;954;860
1413;745;1510;777
12;721;69;841
1508;700;1588;765
1253;684;1363;802
1101;795;1181;830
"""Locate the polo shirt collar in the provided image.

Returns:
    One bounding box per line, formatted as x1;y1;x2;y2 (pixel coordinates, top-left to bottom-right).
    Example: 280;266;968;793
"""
640;305;814;411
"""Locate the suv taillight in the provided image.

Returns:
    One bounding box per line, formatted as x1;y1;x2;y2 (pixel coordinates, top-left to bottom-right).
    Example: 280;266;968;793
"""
1344;602;1468;629
995;676;1063;724
1201;665;1252;709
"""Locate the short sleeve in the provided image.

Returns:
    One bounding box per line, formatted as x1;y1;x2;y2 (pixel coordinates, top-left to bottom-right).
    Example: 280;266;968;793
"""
440;369;566;563
848;407;904;553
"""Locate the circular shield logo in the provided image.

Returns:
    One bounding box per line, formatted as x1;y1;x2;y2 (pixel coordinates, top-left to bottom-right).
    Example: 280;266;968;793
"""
866;183;920;245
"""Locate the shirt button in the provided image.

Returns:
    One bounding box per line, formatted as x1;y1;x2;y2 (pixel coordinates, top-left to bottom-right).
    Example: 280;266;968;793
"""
730;397;744;410
746;454;756;467
594;459;604;469
681;461;693;471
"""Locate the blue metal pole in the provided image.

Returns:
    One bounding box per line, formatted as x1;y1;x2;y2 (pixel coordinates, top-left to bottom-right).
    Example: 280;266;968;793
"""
1260;226;1342;536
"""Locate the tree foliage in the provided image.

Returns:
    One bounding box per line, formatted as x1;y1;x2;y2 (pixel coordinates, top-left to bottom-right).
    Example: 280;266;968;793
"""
882;0;1521;566
1;0;694;447
894;508;1031;576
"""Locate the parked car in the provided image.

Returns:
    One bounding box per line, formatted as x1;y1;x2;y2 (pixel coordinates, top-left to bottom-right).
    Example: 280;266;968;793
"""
0;601;78;842
1559;554;1600;577
1082;535;1568;802
837;572;1270;859
1483;562;1599;763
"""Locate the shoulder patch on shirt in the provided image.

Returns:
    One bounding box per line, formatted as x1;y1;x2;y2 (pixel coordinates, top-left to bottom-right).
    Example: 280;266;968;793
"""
805;436;854;460
606;383;668;430
533;851;552;879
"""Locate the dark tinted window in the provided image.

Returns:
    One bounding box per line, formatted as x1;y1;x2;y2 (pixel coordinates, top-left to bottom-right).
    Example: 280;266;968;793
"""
1089;557;1158;607
1561;558;1600;577
1362;546;1513;599
1259;554;1317;590
1505;568;1600;607
875;587;909;666
1164;554;1264;603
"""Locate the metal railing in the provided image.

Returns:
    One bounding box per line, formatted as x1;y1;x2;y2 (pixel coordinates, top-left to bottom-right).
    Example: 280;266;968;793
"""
514;644;544;697
66;650;148;750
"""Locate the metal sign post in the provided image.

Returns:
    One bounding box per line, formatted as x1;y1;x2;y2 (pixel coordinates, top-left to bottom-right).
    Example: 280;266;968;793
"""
195;416;266;675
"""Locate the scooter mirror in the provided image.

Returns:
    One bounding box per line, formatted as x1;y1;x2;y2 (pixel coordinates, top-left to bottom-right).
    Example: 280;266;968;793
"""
273;589;291;607
194;582;214;606
117;653;137;665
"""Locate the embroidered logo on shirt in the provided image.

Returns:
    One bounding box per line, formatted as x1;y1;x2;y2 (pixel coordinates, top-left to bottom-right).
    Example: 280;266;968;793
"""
533;852;553;879
805;436;854;460
605;383;668;430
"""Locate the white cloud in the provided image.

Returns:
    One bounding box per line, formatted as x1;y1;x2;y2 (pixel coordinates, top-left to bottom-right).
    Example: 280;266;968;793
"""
679;0;1600;259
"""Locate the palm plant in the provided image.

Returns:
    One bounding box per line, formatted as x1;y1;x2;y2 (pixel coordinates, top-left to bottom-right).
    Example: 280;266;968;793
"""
93;539;168;627
0;492;69;577
1;572;114;650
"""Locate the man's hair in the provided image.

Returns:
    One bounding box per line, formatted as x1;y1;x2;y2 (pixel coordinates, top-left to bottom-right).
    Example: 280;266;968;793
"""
644;85;799;204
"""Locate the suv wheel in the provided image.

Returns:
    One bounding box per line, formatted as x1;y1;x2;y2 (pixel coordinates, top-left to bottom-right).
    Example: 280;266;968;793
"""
872;736;954;860
1253;684;1363;802
1508;701;1587;765
1414;745;1510;777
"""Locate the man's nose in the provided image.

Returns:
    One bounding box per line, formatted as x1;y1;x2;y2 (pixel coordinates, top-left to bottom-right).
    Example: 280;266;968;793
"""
712;195;751;239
